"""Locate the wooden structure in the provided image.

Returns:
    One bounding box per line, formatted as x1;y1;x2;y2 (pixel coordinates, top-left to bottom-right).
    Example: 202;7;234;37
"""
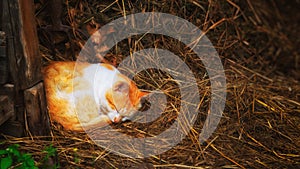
0;0;50;137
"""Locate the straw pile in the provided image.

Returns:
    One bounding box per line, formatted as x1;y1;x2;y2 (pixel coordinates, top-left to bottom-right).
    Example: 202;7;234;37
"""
1;0;299;168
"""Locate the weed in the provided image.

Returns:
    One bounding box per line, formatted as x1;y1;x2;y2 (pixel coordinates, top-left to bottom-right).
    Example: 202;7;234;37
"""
0;144;37;169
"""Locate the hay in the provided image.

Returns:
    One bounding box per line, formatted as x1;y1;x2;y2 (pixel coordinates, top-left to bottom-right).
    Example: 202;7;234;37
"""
1;0;299;168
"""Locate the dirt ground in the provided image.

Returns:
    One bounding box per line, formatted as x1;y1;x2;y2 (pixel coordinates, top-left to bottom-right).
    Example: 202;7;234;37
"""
1;0;299;168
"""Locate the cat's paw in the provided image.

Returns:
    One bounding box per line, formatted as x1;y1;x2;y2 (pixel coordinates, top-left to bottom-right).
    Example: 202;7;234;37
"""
122;117;130;122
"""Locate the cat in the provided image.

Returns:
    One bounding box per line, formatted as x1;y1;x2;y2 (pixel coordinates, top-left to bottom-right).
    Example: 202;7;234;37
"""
43;61;149;131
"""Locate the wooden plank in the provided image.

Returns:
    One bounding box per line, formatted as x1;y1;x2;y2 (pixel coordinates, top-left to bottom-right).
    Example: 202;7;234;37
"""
2;0;26;136
1;0;50;137
0;83;14;96
0;95;14;126
0;0;51;137
0;84;24;137
0;0;2;30
19;0;42;88
2;0;42;90
0;119;24;137
0;83;23;137
0;36;9;84
24;82;50;136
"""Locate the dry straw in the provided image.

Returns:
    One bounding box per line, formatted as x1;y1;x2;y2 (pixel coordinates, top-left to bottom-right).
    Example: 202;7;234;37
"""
1;0;299;168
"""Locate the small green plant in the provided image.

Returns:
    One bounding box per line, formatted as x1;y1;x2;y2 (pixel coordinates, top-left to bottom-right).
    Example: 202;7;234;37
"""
73;148;79;164
0;144;37;169
41;144;60;169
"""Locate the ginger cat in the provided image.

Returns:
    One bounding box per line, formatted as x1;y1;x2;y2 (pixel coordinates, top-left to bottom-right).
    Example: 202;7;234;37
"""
43;61;149;131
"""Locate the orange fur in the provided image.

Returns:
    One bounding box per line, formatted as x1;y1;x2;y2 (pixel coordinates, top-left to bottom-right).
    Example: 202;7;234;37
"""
101;63;114;70
43;61;150;131
105;91;116;110
43;62;87;131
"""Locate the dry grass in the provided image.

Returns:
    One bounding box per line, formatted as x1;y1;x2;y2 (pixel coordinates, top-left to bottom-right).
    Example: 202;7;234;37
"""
1;0;299;168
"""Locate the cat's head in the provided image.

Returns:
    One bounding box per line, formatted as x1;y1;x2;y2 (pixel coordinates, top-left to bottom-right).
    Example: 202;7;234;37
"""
105;73;150;122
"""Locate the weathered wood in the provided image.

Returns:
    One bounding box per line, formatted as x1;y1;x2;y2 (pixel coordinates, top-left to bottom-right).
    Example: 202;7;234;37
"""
2;0;42;90
0;95;14;126
1;0;25;135
0;32;8;84
0;83;14;96
0;119;24;137
0;84;23;137
24;82;50;136
0;0;50;136
0;0;2;30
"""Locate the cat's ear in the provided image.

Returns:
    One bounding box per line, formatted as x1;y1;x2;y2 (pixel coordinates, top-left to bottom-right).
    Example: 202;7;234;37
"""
113;81;129;94
138;90;151;98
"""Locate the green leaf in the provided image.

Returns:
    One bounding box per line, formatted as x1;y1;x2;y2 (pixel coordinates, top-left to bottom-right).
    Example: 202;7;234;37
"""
44;144;57;157
21;153;31;160
25;158;35;167
8;144;19;150
0;156;13;169
7;144;20;157
0;150;7;155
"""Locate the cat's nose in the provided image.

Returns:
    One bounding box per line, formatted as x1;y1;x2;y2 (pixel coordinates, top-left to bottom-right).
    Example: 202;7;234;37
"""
113;116;122;123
